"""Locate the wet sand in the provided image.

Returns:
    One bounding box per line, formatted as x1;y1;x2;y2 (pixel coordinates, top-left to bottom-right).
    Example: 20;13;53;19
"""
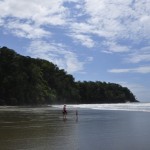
0;106;150;150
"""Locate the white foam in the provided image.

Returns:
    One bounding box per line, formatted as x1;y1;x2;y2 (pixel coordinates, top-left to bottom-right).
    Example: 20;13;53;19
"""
53;103;150;112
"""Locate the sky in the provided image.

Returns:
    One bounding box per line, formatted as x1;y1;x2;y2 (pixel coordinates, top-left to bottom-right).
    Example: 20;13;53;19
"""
0;0;150;102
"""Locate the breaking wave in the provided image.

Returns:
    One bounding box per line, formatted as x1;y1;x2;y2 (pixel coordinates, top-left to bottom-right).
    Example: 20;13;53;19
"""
54;103;150;112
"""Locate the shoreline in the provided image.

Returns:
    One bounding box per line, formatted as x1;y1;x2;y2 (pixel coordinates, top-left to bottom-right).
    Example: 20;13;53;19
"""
0;103;150;113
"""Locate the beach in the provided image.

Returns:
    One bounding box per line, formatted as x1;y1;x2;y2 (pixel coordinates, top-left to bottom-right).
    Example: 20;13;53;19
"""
0;104;150;150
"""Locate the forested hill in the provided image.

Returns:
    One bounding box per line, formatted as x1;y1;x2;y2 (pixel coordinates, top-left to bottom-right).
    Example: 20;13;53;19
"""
0;47;138;105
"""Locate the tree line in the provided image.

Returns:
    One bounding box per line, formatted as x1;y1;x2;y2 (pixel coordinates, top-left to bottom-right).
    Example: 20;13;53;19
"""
0;47;138;105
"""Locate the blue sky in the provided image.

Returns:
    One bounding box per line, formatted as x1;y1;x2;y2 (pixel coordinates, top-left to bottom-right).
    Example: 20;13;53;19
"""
0;0;150;102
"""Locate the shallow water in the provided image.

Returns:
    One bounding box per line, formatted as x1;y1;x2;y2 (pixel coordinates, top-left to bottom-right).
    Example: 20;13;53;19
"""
0;105;150;150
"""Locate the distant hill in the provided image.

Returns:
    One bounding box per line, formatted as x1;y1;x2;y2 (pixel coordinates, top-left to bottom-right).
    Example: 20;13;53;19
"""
0;47;138;105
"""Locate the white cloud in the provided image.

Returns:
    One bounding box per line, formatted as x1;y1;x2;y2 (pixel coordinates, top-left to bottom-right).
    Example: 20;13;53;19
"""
81;0;131;39
64;52;84;73
70;33;95;48
0;0;69;39
0;18;4;26
27;40;84;73
70;22;93;34
64;0;150;54
108;66;150;74
135;66;150;74
7;20;50;39
108;68;131;73
1;0;150;50
103;41;130;53
0;0;68;25
127;53;150;64
83;0;150;40
125;46;150;63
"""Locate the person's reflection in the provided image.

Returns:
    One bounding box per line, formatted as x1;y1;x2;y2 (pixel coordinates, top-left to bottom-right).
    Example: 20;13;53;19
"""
63;117;67;122
76;109;78;123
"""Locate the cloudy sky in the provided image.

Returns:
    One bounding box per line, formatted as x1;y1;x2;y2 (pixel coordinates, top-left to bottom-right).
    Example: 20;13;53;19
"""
1;0;150;102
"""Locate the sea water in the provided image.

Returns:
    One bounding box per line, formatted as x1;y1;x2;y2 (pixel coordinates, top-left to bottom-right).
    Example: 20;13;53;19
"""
0;103;150;150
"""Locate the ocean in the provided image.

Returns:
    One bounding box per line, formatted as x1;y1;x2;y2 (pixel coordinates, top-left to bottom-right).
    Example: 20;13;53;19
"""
0;103;150;150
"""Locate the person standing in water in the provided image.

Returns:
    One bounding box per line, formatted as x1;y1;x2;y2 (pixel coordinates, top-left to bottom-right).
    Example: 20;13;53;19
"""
62;104;67;119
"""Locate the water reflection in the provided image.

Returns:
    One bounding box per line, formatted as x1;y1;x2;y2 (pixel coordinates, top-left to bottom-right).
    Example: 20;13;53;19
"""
0;107;78;150
1;106;150;150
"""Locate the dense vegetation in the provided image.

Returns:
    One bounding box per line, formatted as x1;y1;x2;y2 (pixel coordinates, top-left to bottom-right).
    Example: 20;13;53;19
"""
0;47;138;105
